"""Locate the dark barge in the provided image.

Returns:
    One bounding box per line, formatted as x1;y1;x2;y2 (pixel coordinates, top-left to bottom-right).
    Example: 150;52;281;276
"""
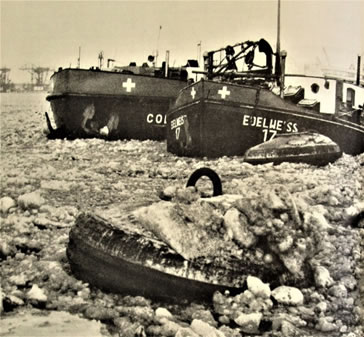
46;60;203;140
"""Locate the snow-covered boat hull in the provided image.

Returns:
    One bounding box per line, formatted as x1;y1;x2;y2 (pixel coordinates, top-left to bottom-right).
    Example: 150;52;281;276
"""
67;213;247;301
243;132;342;166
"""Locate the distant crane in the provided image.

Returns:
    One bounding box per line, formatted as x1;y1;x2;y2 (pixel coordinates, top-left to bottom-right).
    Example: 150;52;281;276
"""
20;65;52;89
0;67;13;92
0;67;11;84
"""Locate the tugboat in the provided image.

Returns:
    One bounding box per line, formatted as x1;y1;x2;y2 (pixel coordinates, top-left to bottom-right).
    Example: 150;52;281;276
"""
166;39;364;158
46;52;203;140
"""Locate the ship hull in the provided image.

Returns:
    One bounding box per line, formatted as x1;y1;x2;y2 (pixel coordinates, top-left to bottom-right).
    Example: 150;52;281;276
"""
167;80;364;158
46;68;188;140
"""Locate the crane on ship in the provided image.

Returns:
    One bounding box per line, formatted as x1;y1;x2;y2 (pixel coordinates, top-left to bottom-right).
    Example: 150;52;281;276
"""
20;65;53;91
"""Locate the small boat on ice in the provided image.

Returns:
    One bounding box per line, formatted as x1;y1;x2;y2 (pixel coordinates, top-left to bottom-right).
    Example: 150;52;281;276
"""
46;55;203;140
243;132;342;166
166;39;364;158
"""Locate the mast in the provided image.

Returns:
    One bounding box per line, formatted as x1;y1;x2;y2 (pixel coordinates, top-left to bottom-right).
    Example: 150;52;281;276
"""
165;50;170;78
197;41;202;65
155;25;162;67
98;51;104;69
275;0;281;80
356;55;361;86
275;0;286;98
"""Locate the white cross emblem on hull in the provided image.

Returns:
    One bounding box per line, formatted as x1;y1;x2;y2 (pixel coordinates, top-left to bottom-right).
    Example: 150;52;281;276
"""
191;87;196;99
218;86;230;99
122;78;136;92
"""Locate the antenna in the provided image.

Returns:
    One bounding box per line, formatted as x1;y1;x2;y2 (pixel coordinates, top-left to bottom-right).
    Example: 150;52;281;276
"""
197;41;202;65
165;50;170;78
77;46;81;68
322;47;330;67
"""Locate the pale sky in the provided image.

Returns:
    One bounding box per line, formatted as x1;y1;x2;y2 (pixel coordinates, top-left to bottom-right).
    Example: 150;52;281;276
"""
1;0;363;83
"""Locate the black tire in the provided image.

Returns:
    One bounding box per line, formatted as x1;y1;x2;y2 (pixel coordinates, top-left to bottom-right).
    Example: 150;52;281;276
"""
186;167;223;196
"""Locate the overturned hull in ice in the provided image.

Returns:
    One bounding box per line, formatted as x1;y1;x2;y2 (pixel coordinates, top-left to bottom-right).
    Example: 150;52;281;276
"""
243;132;342;166
67;211;298;302
67;167;318;302
67;213;246;302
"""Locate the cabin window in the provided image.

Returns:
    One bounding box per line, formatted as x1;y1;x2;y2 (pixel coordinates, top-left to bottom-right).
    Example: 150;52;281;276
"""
324;80;330;89
346;88;355;107
186;60;199;67
311;83;320;94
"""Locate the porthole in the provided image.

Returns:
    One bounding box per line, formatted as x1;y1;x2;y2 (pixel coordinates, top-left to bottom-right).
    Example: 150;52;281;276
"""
324;81;330;89
311;83;320;93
